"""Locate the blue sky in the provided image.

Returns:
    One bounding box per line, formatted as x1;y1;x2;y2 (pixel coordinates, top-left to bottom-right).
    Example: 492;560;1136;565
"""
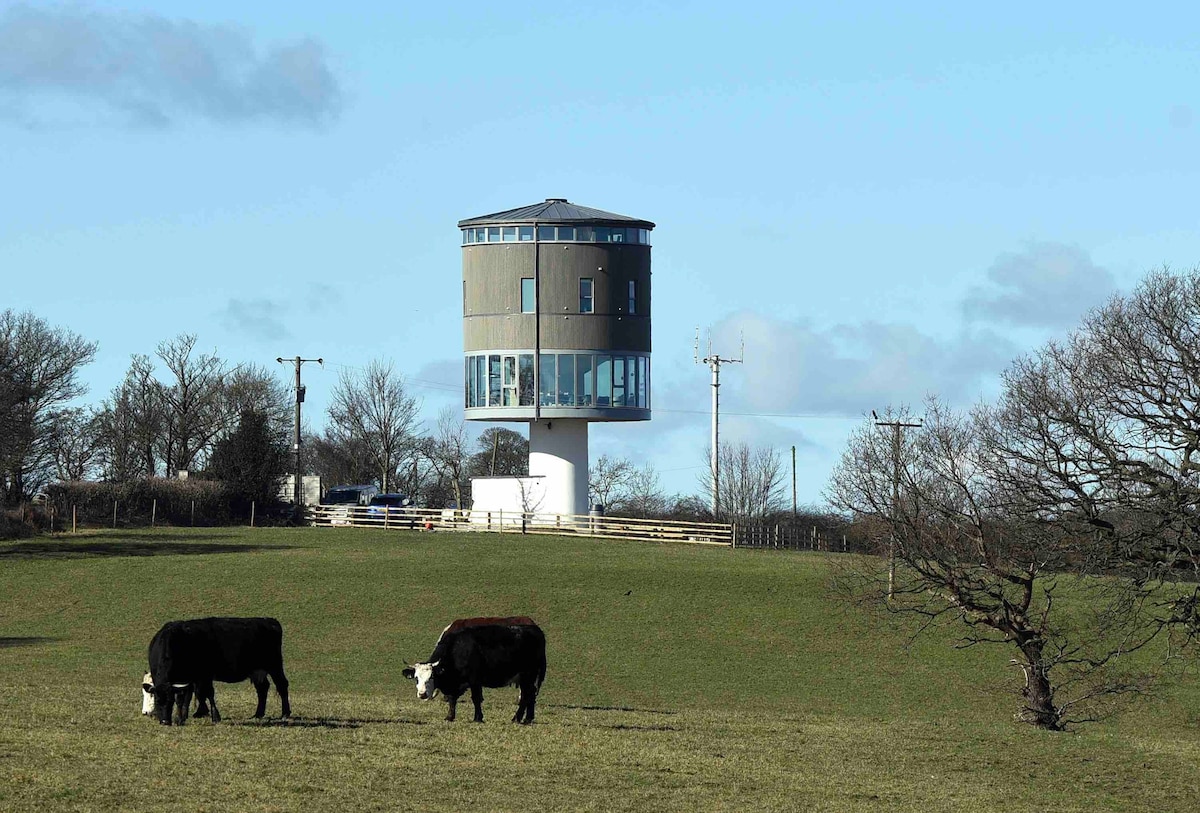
3;2;1198;506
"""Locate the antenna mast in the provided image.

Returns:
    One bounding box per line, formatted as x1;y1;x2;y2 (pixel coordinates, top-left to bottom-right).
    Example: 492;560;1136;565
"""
696;328;743;520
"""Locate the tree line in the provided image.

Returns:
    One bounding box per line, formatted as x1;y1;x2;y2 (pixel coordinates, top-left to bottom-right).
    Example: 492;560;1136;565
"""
1;309;805;524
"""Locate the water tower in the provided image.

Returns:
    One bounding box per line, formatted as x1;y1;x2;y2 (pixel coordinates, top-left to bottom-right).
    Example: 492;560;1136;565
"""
460;199;655;517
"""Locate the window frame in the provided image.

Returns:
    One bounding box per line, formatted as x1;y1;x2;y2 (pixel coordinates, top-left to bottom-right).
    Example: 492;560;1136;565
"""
520;278;535;313
579;277;594;314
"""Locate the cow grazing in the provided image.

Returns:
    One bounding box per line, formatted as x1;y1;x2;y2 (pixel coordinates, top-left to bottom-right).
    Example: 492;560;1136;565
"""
402;616;546;724
145;616;291;726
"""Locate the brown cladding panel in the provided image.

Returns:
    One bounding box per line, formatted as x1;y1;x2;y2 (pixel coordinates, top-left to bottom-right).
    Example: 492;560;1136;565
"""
463;243;651;354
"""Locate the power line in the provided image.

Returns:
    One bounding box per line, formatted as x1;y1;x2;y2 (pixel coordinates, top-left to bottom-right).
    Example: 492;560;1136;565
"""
654;406;859;419
319;362;460;393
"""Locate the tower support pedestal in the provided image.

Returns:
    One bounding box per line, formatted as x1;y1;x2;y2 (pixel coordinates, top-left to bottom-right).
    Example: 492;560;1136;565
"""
528;419;589;518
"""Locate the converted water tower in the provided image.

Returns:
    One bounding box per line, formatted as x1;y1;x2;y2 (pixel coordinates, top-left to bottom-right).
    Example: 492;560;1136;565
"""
460;199;655;517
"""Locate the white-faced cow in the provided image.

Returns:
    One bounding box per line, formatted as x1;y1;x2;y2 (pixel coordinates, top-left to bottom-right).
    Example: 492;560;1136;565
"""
144;617;291;725
402;616;546;724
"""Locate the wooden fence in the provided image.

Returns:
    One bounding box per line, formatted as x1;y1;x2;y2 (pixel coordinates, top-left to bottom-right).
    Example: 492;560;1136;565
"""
310;505;734;546
733;523;848;552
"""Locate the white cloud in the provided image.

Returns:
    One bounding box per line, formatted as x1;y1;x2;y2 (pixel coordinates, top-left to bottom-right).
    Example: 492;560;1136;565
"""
705;311;1014;416
961;242;1116;329
218;298;290;341
0;4;342;128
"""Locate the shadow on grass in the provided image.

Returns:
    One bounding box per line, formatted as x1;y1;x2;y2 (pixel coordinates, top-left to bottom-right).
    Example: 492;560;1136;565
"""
0;540;297;561
228;716;425;730
548;703;678;716
0;636;59;648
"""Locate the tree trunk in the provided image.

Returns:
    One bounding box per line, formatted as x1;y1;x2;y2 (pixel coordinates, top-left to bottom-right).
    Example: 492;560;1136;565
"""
1018;644;1064;731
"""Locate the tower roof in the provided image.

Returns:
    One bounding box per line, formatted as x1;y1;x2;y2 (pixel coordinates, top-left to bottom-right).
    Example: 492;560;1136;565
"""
458;199;655;229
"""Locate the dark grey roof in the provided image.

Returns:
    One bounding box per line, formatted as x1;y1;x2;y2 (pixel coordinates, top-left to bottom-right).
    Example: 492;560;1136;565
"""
458;199;655;229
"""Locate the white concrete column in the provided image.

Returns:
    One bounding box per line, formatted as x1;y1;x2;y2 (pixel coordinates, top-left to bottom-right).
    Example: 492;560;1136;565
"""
528;419;589;518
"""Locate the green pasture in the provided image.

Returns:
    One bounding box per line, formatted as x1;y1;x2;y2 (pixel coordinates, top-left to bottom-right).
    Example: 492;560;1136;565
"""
1;527;1198;811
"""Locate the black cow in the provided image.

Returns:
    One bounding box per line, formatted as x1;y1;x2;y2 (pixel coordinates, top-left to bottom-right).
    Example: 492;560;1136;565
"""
401;616;546;724
144;616;291;726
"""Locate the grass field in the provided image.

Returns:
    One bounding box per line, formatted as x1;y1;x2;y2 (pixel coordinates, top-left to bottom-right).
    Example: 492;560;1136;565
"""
1;527;1199;812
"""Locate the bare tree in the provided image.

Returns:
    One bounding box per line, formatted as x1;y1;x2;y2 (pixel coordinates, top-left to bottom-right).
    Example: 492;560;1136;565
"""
0;310;97;502
94;354;164;481
989;268;1200;614
468;427;528;477
156;334;228;474
307;429;377;488
95;352;288;484
697;441;786;521
48;407;103;482
829;399;1164;730
614;463;667;518
223;363;292;444
516;475;545;531
588;454;632;510
421;407;471;509
326;360;420;492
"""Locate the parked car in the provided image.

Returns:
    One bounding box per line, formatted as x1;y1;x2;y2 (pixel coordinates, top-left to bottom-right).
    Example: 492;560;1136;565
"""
322;484;380;525
366;493;412;521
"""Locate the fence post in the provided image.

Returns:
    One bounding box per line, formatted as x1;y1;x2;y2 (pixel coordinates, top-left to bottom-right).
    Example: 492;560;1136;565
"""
113;500;117;529
251;501;256;527
732;524;737;548
151;499;157;528
72;505;77;534
49;505;54;533
385;506;390;530
191;500;195;527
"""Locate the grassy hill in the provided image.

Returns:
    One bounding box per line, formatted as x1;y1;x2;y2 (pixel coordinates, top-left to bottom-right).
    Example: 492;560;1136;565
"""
1;527;1198;811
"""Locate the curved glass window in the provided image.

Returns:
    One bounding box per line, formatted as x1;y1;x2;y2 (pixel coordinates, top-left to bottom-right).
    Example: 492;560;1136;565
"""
519;355;534;405
596;355;611;406
466;352;649;410
575;354;593;406
539;354;555;407
463;225;652;245
488;355;501;406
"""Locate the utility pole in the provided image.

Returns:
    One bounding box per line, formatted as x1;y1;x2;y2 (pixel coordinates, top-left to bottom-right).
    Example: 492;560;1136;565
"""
277;356;323;521
873;410;922;601
791;445;797;517
696;329;742;520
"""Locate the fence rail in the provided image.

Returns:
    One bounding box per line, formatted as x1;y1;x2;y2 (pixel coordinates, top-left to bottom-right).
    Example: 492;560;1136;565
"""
310;505;735;546
35;498;851;554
